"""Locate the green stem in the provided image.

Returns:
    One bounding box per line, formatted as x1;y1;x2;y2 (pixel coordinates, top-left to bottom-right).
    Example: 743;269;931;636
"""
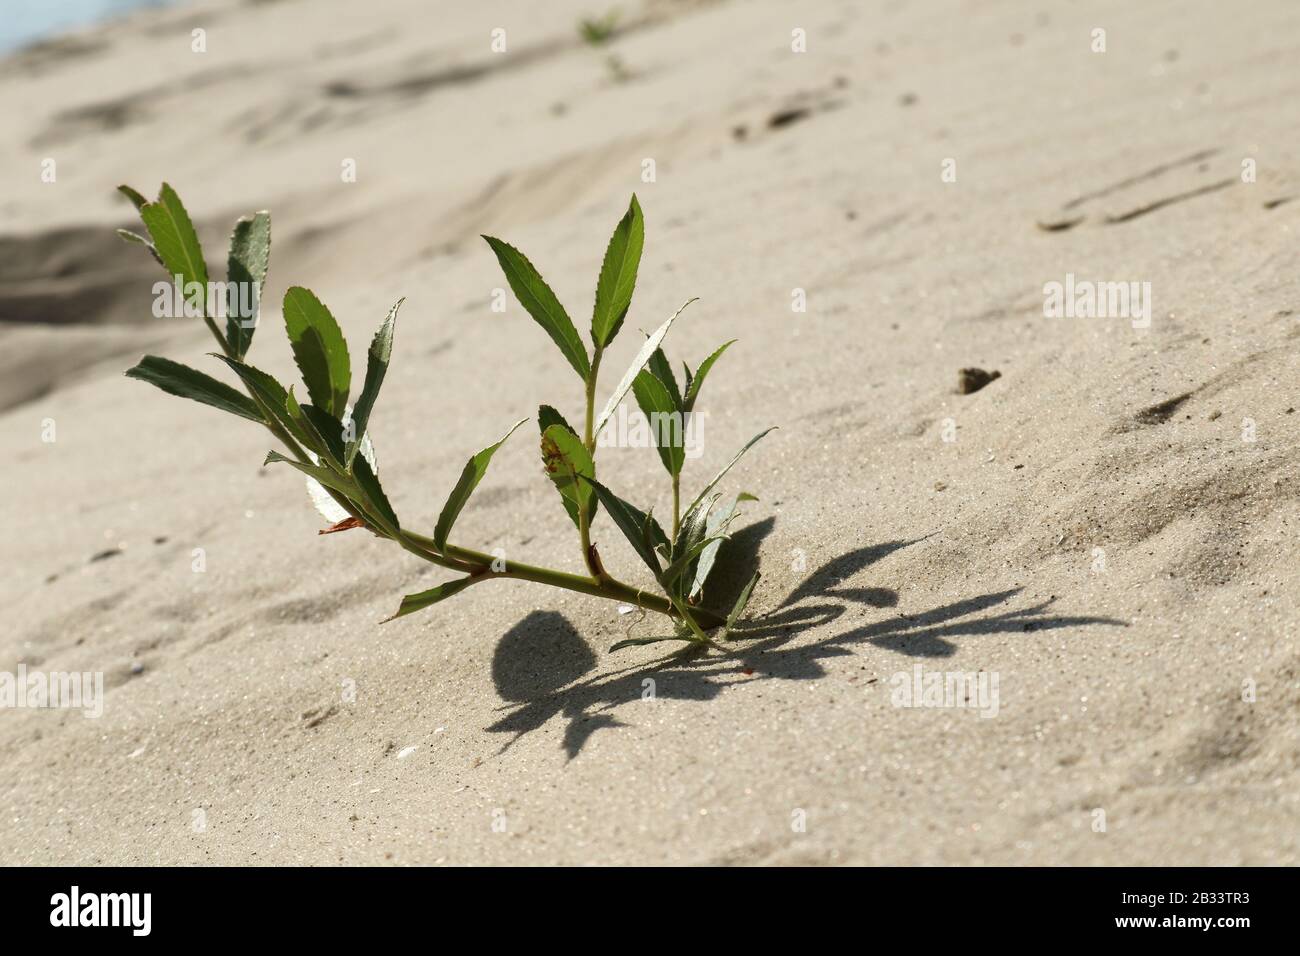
583;348;603;453
578;346;604;577
671;472;681;540
402;530;726;628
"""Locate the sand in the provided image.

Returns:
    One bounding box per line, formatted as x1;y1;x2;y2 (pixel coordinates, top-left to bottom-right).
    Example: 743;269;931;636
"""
1;0;1297;865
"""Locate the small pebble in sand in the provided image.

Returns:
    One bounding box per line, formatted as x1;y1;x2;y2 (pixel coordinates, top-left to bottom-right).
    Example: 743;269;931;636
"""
397;745;418;759
1208;410;1222;421
129;662;145;675
933;481;948;492
957;367;1001;394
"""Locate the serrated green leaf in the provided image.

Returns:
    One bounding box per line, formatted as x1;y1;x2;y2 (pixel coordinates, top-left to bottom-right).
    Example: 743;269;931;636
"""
682;427;776;518
580;476;662;577
384;577;478;622
225;211;271;359
591;194;644;347
346;298;401;468
125;355;263;423
139;182;209;296
538;403;576;436
537;408;581;526
631;369;684;477
594;297;696;437
434;419;527;553
683;339;735;412
690;492;756;599
646;346;682;410
283;286;351;417
541;423;595;529
482;236;590;380
726;571;761;633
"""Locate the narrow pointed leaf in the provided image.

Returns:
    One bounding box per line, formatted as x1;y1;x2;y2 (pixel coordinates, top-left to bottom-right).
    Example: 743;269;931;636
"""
117;184;148;211
541;423;595;528
683;427;776;518
591;194;644;347
125;356;263;423
482;236;589;380
595;297;696;437
580;476;662;577
538;409;581;527
683;339;735;412
631;369;684;476
384;577;478;622
283;286;351;417
690;492;757;599
434;419;527;552
669;491;720;597
115;228;162;266
225;211;271;359
646;346;682;410
351;452;399;534
675;491;720;558
138;182;209;295
726;571;761;633
660;532;728;588
346;298;401;468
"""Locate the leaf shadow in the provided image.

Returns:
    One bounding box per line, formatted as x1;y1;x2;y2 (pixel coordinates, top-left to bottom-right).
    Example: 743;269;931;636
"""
485;534;1126;759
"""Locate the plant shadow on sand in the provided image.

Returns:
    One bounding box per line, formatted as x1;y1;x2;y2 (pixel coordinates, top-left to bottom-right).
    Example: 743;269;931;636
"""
487;527;1126;759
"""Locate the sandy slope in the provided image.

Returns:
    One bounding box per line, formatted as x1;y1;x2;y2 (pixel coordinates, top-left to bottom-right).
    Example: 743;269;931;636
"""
1;0;1297;865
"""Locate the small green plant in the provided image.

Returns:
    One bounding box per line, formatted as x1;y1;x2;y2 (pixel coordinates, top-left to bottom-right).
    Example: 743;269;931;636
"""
117;184;771;651
578;10;620;46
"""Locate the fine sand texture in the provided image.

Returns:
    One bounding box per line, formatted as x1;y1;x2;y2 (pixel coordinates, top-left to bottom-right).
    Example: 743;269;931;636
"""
1;0;1298;865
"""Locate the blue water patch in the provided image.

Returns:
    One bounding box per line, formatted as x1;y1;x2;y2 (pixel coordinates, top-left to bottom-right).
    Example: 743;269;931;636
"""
0;0;185;55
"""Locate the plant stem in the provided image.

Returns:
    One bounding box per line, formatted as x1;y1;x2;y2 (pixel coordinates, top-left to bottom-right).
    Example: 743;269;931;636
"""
578;346;604;578
402;530;726;628
671;472;681;540
583;348;603;452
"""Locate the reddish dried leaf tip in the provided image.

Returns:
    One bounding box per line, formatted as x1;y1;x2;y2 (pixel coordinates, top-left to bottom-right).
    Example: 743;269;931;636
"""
319;516;366;535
